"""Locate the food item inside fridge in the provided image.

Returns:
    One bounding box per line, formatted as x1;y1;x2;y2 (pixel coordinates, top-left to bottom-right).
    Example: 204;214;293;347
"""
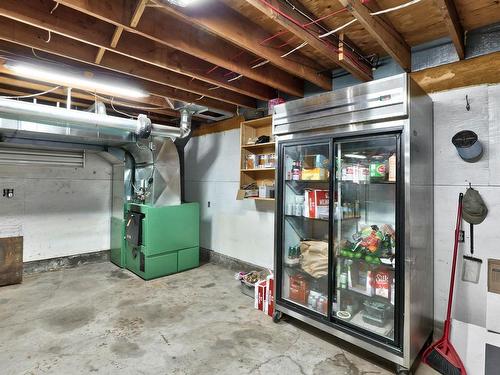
351;224;395;258
362;300;393;328
388;153;396;182
289;274;309;304
301;167;327;180
285;245;301;266
291;160;302;180
347;262;374;296
304;189;329;219
374;269;391;299
299;241;328;278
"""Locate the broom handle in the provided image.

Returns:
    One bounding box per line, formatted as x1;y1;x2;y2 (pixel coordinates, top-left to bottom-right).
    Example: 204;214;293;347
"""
444;193;463;336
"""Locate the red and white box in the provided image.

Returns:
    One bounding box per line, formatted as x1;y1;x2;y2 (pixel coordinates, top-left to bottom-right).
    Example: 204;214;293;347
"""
265;274;274;316
304;189;329;219
254;279;267;311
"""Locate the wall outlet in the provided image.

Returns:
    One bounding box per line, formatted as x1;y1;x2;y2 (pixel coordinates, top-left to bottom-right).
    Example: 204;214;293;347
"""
2;189;14;198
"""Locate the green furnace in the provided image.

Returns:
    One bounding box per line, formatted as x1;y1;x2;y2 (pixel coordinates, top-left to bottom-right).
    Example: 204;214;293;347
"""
112;202;199;280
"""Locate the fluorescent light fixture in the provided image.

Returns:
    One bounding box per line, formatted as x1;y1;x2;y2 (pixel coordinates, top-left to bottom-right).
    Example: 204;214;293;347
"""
344;153;367;159
165;0;203;7
6;62;147;99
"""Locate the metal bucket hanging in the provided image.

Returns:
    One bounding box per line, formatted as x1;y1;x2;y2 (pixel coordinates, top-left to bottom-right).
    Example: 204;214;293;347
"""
452;130;483;162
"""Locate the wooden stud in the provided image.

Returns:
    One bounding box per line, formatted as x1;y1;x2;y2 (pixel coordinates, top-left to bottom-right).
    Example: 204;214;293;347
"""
434;0;465;60
110;26;124;48
338;0;411;71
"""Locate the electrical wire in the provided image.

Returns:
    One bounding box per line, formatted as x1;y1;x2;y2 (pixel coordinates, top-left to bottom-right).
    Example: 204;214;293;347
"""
319;19;358;38
281;42;308;58
370;0;422;15
0;85;62;99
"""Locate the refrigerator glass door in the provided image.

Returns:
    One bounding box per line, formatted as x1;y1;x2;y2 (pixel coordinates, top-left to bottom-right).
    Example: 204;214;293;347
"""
281;142;331;315
332;135;398;342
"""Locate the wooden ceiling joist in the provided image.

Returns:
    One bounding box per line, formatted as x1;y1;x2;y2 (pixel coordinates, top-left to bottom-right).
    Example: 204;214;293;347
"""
0;0;273;102
434;0;465;60
0;22;237;113
155;0;332;91
0;18;256;111
244;0;372;82
54;0;305;96
338;0;411;71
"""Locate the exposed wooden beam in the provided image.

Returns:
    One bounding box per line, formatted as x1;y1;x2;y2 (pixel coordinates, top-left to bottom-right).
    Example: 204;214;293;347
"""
130;0;148;28
0;29;237;114
54;0;305;96
338;0;411;71
0;18;256;109
434;0;465;60
156;1;332;90
411;51;500;93
0;0;274;101
244;0;371;82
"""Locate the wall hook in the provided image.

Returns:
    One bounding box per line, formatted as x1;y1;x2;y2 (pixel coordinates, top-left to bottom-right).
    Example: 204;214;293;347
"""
465;95;471;111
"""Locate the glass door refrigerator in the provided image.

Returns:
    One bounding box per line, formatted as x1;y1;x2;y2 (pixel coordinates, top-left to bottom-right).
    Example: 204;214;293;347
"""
272;74;433;375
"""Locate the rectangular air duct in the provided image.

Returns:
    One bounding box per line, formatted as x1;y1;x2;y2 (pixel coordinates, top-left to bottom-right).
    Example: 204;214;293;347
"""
0;147;84;167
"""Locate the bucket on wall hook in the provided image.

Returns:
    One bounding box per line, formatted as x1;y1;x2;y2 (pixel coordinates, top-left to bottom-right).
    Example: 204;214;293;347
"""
452;130;483;162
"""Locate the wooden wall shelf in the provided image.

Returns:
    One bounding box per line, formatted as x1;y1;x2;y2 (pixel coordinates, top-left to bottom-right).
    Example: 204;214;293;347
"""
238;116;276;201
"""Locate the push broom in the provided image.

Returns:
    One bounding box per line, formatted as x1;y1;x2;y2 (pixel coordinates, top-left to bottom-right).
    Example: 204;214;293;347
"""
422;193;467;375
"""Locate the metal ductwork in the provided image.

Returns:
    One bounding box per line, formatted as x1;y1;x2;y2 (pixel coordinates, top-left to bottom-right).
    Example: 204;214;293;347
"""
179;108;193;138
0;98;185;140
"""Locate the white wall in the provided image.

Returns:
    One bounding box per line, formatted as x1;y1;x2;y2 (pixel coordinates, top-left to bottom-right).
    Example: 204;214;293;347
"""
432;84;500;328
185;83;500;329
184;129;275;269
0;152;112;262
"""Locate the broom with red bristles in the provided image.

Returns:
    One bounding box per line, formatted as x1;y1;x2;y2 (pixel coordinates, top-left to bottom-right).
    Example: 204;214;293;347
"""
422;193;467;375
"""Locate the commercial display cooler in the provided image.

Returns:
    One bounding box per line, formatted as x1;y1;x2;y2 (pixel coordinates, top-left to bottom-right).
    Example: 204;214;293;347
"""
271;74;433;374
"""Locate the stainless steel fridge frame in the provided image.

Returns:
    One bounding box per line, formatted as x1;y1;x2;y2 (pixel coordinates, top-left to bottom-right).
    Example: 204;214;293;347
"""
272;73;433;372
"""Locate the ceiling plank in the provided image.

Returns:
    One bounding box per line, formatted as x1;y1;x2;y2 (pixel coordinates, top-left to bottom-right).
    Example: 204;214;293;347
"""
244;0;372;82
155;1;332;90
0;23;237;113
338;0;411;71
54;0;305;96
0;17;256;109
434;0;465;60
0;0;274;101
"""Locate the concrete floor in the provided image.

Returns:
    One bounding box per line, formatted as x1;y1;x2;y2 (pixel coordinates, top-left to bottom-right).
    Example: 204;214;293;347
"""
0;261;438;375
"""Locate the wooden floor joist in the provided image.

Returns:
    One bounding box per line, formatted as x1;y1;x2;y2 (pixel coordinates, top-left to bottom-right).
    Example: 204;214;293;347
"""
54;0;305;97
0;0;274;102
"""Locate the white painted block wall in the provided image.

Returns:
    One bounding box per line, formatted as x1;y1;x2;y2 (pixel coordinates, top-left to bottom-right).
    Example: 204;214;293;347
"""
0;152;112;261
184;130;275;269
185;83;500;328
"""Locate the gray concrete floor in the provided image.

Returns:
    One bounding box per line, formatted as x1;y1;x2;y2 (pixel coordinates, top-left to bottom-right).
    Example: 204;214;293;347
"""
0;262;438;374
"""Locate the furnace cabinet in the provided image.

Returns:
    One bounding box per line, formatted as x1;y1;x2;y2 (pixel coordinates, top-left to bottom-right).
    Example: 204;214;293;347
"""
272;74;433;373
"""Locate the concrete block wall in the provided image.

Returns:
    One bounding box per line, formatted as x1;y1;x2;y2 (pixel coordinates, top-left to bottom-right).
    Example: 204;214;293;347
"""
0;152;112;261
185;83;500;328
184;130;275;269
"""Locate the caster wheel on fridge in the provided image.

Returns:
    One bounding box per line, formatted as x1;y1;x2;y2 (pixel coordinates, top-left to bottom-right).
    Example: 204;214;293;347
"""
272;311;283;323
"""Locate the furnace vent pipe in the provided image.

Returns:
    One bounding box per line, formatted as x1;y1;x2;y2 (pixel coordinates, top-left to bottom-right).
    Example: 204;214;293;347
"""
0;98;184;140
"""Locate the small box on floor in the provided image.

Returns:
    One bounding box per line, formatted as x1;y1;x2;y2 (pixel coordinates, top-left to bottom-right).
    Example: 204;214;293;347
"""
254;274;275;317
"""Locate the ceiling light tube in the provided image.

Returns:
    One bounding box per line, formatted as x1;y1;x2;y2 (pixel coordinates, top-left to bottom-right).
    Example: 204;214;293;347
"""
5;62;147;99
344;153;367;159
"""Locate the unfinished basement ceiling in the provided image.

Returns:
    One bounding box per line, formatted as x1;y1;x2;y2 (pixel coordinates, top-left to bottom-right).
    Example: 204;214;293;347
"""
0;0;498;124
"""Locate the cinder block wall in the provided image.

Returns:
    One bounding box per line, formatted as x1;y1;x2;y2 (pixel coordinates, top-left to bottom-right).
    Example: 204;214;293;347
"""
0;152;112;261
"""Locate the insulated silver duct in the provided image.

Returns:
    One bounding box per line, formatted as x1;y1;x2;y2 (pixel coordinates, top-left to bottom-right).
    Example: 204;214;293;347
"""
0;98;185;140
179;108;193;138
86;101;107;115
